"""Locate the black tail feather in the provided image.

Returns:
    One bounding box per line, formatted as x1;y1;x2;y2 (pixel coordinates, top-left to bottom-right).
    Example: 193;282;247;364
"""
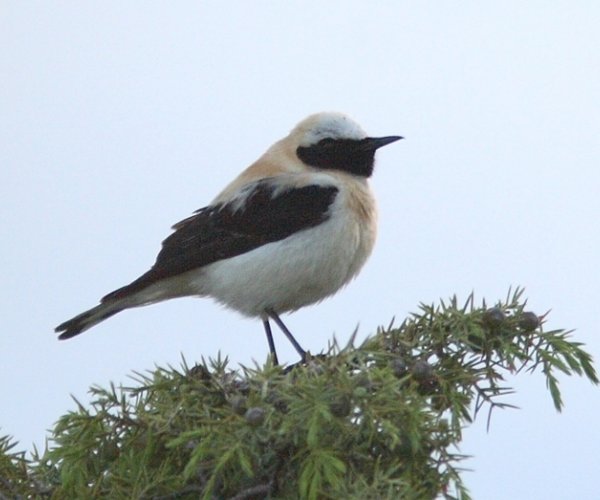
55;304;123;340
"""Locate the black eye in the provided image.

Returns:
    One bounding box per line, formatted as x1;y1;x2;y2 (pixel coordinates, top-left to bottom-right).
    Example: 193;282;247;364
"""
317;138;336;147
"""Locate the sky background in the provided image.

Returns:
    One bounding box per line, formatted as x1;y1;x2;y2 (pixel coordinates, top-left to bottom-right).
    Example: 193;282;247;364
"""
2;2;599;498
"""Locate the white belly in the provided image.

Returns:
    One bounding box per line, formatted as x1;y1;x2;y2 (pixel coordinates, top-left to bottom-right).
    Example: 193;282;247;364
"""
191;203;376;317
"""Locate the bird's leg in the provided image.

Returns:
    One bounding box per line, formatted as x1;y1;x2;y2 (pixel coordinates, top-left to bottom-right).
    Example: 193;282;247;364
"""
266;309;307;362
262;318;279;366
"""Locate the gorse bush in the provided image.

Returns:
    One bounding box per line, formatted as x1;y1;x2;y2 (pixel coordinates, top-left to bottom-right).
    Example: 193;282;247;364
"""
1;289;597;499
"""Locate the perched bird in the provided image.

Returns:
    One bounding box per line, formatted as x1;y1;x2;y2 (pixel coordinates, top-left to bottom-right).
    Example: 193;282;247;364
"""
55;112;402;364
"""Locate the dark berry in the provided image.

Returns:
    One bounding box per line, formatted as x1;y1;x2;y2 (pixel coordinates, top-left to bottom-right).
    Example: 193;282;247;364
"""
411;360;434;382
329;395;352;417
483;307;506;329
519;311;540;332
391;357;408;378
188;364;211;381
244;407;266;426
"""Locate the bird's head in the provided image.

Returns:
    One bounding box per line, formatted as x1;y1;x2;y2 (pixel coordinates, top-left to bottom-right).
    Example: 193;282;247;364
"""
289;112;402;177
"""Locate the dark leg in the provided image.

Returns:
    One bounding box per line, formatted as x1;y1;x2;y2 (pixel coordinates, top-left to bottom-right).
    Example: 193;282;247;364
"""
262;318;279;365
266;309;307;362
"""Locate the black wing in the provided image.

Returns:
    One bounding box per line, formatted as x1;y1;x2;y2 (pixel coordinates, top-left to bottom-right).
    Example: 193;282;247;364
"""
102;180;339;302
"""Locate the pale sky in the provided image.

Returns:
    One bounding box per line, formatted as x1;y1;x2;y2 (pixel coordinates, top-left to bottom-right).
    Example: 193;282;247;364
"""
2;3;599;498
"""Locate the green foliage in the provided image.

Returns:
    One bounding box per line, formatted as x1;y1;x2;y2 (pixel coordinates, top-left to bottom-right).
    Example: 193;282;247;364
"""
0;434;34;497
1;289;597;498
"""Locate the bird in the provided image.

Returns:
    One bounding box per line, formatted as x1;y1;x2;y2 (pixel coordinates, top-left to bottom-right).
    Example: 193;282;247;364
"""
55;112;402;365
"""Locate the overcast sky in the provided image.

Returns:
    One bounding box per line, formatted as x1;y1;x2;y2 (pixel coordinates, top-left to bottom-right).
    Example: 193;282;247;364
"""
2;2;599;498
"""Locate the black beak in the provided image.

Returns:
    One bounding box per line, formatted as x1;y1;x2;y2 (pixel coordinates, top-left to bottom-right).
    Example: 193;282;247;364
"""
360;136;403;151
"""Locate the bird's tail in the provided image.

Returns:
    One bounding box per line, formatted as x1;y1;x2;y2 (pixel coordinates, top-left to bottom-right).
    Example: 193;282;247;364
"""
55;301;126;340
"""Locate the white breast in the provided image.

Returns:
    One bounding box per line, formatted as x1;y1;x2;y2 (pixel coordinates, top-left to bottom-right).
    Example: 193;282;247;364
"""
190;177;377;318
